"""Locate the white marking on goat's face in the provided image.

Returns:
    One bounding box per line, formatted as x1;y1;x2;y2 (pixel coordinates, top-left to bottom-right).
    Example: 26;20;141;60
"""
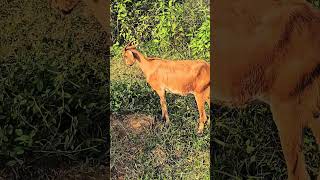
123;50;136;66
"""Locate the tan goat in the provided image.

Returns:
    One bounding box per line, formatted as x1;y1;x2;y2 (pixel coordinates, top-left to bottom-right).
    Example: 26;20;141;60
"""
213;0;320;179
122;43;210;134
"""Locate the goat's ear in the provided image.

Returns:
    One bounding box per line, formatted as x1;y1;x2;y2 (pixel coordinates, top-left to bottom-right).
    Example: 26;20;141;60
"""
131;50;141;61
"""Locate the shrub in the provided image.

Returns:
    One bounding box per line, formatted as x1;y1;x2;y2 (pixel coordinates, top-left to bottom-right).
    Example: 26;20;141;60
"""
111;0;210;59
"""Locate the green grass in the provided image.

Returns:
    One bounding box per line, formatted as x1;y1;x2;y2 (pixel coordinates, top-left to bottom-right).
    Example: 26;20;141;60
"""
212;103;320;179
110;56;210;179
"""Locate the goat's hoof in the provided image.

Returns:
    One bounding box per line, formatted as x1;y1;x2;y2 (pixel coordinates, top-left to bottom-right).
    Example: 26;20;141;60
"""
196;127;204;135
197;123;205;134
164;120;170;126
196;130;204;136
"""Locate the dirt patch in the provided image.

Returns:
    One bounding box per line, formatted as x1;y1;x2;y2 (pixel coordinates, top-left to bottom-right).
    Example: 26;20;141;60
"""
151;145;167;166
111;114;155;135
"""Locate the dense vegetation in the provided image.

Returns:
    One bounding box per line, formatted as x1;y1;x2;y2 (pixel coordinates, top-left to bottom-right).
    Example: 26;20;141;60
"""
0;0;108;178
110;0;210;179
111;0;210;60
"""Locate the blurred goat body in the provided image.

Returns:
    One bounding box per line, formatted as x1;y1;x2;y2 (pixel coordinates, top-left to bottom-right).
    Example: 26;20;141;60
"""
49;0;109;32
123;44;210;134
213;0;320;179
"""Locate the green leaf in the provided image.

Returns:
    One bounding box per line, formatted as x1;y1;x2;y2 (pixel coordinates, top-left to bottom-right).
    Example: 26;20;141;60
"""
15;129;23;136
6;160;17;166
14;147;25;155
64;92;72;99
37;80;43;91
15;135;30;143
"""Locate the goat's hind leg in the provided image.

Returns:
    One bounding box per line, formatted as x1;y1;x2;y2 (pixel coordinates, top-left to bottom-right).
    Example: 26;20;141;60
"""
271;102;310;180
195;93;207;134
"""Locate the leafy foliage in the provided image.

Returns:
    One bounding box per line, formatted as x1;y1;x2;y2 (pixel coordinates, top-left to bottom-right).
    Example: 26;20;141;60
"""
190;16;210;59
111;0;210;59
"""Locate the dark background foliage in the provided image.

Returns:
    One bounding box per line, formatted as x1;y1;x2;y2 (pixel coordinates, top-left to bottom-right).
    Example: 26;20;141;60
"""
0;0;108;178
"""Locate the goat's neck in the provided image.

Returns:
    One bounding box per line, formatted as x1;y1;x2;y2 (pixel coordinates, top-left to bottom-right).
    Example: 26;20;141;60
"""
131;49;156;78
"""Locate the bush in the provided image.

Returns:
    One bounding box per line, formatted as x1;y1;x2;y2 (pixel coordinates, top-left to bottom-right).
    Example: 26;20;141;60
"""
111;0;210;60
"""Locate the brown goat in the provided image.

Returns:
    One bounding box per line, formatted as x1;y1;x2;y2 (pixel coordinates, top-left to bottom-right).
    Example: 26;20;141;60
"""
122;43;210;134
213;0;320;179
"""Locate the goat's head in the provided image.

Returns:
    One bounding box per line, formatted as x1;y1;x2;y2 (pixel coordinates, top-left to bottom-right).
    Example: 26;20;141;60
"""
122;42;137;66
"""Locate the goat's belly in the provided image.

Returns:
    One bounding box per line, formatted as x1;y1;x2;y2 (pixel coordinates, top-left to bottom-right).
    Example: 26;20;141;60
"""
165;87;192;96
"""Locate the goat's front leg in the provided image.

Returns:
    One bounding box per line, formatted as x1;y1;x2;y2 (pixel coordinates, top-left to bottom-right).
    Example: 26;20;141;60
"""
195;93;207;134
155;89;170;124
271;102;309;180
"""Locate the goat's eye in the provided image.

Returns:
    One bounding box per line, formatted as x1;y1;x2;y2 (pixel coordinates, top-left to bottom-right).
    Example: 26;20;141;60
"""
313;112;320;118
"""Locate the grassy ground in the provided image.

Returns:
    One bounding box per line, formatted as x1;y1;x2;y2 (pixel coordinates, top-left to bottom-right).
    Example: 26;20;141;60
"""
0;163;108;180
212;103;320;179
110;55;210;179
